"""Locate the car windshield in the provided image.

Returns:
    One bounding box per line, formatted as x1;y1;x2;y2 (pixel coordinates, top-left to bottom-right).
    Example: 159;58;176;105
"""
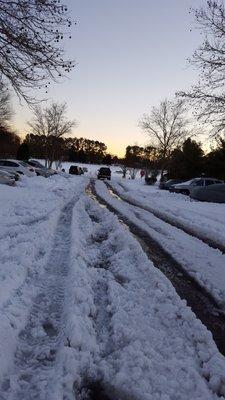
19;161;29;167
30;160;44;168
99;168;110;173
191;179;204;186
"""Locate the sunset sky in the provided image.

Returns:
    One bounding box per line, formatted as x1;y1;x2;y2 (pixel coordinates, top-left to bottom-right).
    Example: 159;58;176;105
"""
12;0;204;157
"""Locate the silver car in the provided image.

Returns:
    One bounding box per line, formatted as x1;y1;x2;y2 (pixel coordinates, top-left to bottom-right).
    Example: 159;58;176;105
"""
0;169;16;186
190;184;225;203
171;177;223;195
27;160;56;178
0;159;35;177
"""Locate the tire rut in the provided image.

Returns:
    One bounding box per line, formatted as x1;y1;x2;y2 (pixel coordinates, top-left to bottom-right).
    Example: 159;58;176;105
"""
106;182;225;254
87;210;114;359
87;181;225;357
0;197;77;400
77;205;125;400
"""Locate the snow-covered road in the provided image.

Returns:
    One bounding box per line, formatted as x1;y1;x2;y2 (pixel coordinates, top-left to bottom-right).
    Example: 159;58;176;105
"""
1;174;225;399
110;179;225;250
95;180;225;308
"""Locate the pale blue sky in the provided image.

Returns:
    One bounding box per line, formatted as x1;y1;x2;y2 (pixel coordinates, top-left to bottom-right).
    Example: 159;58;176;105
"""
13;0;204;156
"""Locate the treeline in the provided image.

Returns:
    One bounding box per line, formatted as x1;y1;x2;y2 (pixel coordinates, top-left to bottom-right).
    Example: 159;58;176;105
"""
124;139;225;180
23;134;116;165
168;138;225;181
0;125;119;165
125;145;158;169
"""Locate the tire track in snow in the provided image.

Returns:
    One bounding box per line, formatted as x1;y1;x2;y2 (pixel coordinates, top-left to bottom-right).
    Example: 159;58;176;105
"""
106;182;225;254
88;181;225;357
87;210;114;359
77;204;126;400
0;196;77;400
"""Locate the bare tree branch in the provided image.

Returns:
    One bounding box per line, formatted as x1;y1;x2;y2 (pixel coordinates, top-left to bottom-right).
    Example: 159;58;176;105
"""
28;102;77;166
139;98;189;159
0;82;13;127
0;0;75;104
179;0;225;136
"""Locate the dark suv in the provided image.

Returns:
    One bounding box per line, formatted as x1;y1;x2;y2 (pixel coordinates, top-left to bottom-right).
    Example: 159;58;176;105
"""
69;165;80;175
97;167;111;180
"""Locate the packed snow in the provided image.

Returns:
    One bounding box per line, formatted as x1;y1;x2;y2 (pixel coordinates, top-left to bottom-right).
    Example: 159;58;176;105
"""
0;171;225;399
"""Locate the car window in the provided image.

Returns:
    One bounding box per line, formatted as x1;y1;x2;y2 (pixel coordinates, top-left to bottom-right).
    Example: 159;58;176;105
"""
205;180;215;186
4;161;19;167
19;161;29;167
191;179;204;186
99;168;110;173
34;162;44;168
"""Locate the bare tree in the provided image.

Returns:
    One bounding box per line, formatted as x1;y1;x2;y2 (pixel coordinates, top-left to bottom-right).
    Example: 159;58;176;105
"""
139;99;189;177
0;83;13;127
0;0;75;103
28;102;76;167
179;0;225;136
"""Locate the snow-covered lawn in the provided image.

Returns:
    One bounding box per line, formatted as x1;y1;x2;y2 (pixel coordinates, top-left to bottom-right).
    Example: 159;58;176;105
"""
0;173;225;399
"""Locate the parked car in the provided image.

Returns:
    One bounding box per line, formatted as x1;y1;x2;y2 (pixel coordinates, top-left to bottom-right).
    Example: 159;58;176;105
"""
69;165;81;175
0;169;16;186
159;179;184;190
27;160;55;178
170;177;223;195
28;159;46;168
190;184;225;203
0;159;35;177
145;176;157;185
82;167;88;172
97;167;111;180
0;167;20;181
78;167;84;175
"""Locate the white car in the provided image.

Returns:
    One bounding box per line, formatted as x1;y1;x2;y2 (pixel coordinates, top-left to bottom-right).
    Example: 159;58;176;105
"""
26;160;55;178
0;159;36;177
0;169;16;186
171;177;223;195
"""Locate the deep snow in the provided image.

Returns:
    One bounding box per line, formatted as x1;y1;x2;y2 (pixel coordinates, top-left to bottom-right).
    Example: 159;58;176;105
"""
1;173;225;399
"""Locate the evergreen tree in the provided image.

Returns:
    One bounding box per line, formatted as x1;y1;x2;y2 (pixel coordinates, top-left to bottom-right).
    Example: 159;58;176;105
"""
17;142;30;161
204;139;225;180
168;138;204;179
